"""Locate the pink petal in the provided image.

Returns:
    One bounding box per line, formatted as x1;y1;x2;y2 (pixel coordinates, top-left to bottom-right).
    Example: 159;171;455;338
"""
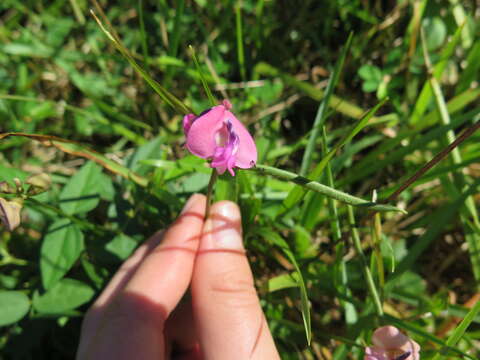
185;105;225;159
364;346;388;360
184;100;257;175
371;326;421;360
183;113;196;135
225;110;257;169
372;326;410;350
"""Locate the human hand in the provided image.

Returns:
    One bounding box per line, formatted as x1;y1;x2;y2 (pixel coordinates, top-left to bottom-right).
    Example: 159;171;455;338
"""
76;194;280;360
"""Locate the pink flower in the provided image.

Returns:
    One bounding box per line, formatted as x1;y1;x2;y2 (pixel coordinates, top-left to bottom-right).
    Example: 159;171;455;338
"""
365;326;421;360
183;100;257;176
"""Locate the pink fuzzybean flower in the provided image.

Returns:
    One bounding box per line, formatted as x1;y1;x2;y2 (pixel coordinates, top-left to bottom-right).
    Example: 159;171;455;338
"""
183;100;257;176
365;326;421;360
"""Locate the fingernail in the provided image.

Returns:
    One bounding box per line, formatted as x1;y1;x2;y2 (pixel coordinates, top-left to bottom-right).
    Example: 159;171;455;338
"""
205;201;243;250
180;194;199;215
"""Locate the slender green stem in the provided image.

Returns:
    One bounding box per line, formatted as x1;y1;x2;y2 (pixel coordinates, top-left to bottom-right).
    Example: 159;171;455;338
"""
205;169;218;219
138;0;149;69
253;164;405;213
235;1;246;81
170;0;185;57
347;206;384;316
189;45;217;106
372;212;385;297
0;245;27;266
322;127;357;325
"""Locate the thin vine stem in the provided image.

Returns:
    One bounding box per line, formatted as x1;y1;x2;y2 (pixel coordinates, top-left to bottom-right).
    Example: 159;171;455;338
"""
205;169;218;219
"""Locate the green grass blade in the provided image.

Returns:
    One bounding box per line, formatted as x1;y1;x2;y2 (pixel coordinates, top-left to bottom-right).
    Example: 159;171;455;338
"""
432;300;480;360
347;205;383;316
256;228;311;345
277;97;388;217
421;88;480;130
456;41;480;94
0;132;149;187
253;62;398;123
138;0;150;69
90;9;192;115
299;32;353;176
235;1;246;81
339;108;479;187
321;126;358;325
409;23;464;125
0;94;148;144
422;29;480;282
188;45;217;106
169;0;185;57
392;177;480;279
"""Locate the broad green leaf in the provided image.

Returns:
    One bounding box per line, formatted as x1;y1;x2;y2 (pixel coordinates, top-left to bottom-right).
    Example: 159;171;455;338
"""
126;136;163;176
0;291;30;326
422;17;447;51
41;219;84;289
358;64;382;92
105;234;138;261
59;161;103;215
33;278;94;314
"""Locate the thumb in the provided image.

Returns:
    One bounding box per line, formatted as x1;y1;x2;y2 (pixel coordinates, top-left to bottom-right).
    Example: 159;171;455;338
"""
191;201;279;360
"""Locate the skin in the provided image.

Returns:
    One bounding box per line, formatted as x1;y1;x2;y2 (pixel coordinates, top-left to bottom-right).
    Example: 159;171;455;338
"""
76;194;280;360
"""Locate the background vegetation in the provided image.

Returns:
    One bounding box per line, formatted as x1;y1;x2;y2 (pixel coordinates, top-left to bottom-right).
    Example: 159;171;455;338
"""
1;0;480;358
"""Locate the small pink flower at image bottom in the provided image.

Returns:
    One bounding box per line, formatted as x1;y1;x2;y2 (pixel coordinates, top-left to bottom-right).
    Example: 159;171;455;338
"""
365;326;421;360
183;100;257;176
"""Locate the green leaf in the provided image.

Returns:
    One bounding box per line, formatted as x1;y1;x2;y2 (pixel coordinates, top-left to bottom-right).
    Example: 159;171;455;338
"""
41;219;85;289
126;136;163;176
33;278;94;314
59;161;103;215
105;234;138;261
422;17;447;51
256;228;312;345
0;291;30;326
358;64;382;82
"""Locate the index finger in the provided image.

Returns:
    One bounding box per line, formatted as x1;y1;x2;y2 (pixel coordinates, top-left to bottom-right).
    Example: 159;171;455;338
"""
79;194;206;360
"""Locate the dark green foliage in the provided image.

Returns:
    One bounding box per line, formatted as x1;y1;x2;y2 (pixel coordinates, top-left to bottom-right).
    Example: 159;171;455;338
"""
1;0;480;359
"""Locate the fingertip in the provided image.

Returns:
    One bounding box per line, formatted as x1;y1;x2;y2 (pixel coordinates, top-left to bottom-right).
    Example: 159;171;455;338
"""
202;200;243;251
192;200;279;359
180;193;207;216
